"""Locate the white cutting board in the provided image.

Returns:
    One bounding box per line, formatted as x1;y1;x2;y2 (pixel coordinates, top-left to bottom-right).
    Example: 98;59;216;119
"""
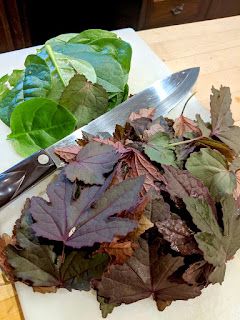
0;28;239;320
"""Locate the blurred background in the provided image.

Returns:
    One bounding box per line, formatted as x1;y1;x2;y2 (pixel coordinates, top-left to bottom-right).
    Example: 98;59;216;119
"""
1;0;240;53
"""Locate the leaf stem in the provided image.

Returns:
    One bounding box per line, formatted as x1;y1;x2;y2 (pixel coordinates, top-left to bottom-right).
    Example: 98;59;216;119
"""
169;136;203;147
45;44;66;86
181;92;197;115
60;244;65;264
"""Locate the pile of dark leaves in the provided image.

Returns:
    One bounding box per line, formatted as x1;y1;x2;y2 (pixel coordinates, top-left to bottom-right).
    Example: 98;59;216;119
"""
1;86;240;318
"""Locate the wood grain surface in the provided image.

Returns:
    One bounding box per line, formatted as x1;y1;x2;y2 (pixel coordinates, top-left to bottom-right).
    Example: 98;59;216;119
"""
0;274;24;320
138;16;240;122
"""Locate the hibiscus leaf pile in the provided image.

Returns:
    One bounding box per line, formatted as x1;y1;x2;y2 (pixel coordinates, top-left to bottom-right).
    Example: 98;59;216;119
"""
1;86;240;318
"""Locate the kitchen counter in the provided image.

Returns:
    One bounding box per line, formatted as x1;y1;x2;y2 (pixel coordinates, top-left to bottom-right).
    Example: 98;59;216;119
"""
138;15;240;122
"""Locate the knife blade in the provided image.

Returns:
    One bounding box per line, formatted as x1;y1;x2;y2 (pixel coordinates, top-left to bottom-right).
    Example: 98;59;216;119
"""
0;67;199;209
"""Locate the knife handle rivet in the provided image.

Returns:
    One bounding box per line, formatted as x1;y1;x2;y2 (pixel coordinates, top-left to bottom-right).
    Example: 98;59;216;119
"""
38;154;50;165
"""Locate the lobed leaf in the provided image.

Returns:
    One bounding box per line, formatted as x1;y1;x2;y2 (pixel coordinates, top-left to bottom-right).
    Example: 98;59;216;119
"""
60;74;108;128
65;141;120;185
30;173;143;248
144;132;176;166
186;148;236;200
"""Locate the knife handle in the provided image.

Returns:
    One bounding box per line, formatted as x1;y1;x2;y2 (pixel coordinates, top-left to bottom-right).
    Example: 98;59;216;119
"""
0;150;57;209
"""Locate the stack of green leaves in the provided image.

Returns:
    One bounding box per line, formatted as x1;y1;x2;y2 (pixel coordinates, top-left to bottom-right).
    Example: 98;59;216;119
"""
1;86;240;318
0;29;132;157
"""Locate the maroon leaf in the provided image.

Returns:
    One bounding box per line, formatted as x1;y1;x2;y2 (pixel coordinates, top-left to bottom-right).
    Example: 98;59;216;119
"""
129;108;155;121
94;239;201;307
156;214;200;255
0;234;16;280
65;142;120;185
98;241;138;265
144;193;171;223
31;174;144;248
92;137;129;154
183;261;213;286
54;145;82;163
162;165;216;215
114;148;163;195
173;115;201;137
143;123;164;141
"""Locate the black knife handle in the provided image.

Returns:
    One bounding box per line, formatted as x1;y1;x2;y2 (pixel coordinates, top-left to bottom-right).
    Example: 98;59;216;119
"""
0;150;57;209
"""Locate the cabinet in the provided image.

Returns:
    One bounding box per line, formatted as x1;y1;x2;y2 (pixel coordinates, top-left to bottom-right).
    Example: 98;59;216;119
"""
138;0;240;30
139;0;211;29
0;0;240;53
207;0;240;19
0;0;31;53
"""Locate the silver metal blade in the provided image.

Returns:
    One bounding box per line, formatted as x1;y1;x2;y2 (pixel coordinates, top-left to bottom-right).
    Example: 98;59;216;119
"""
47;67;199;166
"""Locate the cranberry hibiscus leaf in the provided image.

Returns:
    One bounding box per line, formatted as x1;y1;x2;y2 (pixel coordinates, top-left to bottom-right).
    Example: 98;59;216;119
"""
162;165;216;213
143;132;176;166
184;195;240;284
6;201;109;289
30;173;144;248
65;142;120;185
186;148;236;200
210;86;240;154
7;235;109;289
94;238;201;308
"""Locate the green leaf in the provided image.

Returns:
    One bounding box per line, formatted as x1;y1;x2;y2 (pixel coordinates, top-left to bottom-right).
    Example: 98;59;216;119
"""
69;29;132;74
89;38;132;74
48;33;78;43
221;196;240;257
184;195;240;284
108;83;129;110
23;54;51;99
60;251;109;290
0;69;24;126
48;42;126;94
0;70;23;102
69;29;117;44
186;148;236;200
0;74;9;98
144;132;176;166
195;232;226;266
0;78;23;126
8;97;77;157
60;74;108;128
208;264;226;284
97;296;119;318
38;46;97;101
184;198;222;238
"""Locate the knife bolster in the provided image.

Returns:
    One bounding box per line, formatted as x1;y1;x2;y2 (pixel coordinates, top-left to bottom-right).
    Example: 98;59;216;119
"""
0;150;56;208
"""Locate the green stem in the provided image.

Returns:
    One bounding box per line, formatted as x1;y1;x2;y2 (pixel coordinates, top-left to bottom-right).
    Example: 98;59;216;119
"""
45;44;66;86
169;135;203;147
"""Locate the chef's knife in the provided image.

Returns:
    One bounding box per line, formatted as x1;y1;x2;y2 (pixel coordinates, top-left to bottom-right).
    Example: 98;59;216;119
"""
0;67;199;209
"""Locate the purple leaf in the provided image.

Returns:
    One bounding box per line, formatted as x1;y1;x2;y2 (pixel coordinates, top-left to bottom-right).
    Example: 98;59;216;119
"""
30;174;144;248
162;165;216;215
64;142;120;185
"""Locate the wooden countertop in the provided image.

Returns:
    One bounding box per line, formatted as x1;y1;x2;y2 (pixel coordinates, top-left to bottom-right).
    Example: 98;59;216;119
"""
138;15;240;122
